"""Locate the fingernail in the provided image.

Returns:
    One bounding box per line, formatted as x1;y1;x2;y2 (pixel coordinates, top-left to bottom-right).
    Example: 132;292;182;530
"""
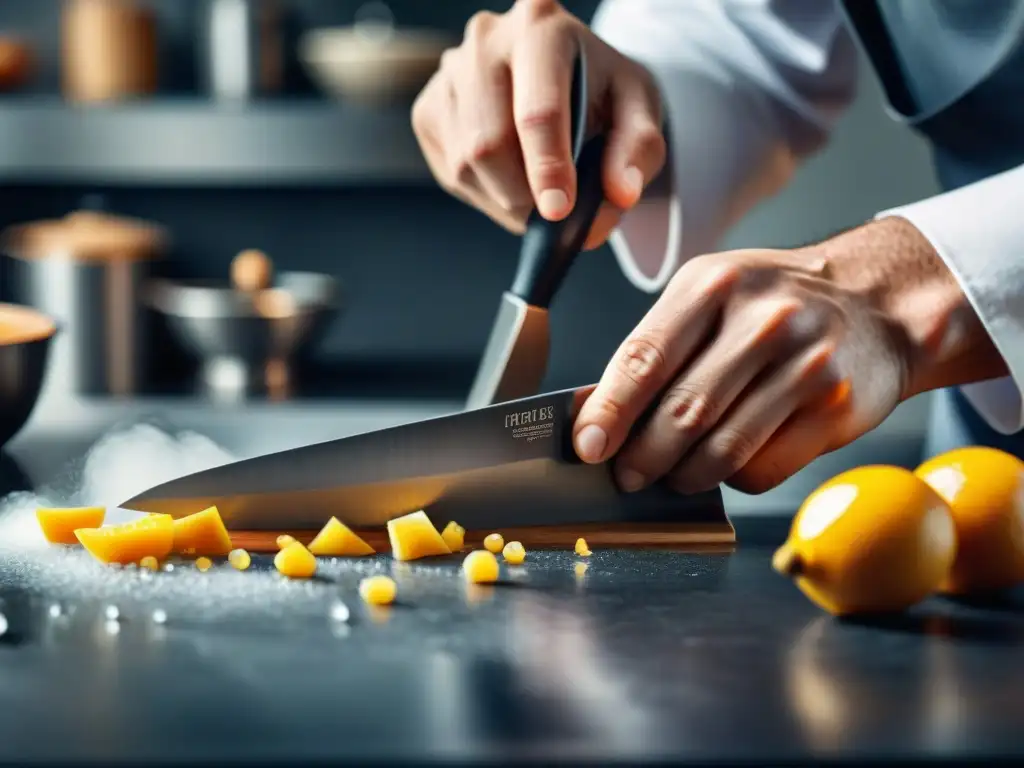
623;166;644;200
617;468;646;493
575;424;607;462
538;189;569;218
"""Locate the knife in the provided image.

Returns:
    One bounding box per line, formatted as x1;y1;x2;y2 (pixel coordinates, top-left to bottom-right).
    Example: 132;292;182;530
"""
464;43;607;411
119;386;729;537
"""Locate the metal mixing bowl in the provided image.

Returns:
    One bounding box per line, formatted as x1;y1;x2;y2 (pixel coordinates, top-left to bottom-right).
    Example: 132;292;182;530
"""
147;272;341;400
0;303;57;449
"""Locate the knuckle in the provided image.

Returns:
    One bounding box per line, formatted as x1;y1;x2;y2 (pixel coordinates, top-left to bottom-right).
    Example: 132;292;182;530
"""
663;383;716;433
410;91;434;135
706;427;757;475
634;122;666;162
527;155;573;188
438;47;461;73
672;254;738;295
515;0;563;22
515;103;563;135
464;11;497;41
466;127;513;164
614;337;668;389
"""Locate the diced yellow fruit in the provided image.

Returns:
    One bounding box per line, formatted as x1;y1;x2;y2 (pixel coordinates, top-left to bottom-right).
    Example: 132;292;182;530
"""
307;517;375;557
359;575;397;605
228;548;251;570
386;510;451;561
139;555;159;571
276;534;296;550
483;533;504;553
274;541;317;579
440;521;466;552
575;537;592;556
75;515;174;565
502;540;526;565
195;557;212;572
36;506;106;545
171;506;233;557
462;550;500;584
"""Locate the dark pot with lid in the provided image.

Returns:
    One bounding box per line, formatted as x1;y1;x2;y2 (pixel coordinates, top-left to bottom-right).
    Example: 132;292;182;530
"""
1;209;167;398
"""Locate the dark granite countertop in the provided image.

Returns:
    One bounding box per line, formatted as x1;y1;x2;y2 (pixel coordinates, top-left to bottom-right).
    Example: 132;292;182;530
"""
0;402;1017;766
0;456;1021;767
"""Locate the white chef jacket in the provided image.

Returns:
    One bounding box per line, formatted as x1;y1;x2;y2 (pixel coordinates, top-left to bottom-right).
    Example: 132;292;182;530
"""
591;0;1024;436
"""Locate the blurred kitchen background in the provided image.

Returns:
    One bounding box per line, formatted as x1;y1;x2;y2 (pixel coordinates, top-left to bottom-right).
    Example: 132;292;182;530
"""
0;0;945;510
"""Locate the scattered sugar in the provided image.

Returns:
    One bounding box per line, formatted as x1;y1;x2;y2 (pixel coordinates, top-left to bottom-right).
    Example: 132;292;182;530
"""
0;423;354;622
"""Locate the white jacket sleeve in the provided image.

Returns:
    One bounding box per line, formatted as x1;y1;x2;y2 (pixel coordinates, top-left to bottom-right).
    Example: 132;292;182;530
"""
877;166;1024;434
591;0;859;292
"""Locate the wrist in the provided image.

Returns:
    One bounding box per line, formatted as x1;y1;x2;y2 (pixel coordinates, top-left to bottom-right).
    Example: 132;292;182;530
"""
803;216;1008;400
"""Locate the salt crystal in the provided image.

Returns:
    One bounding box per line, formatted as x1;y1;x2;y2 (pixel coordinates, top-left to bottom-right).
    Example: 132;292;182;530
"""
329;601;350;623
162;563;175;573
48;603;62;618
151;608;167;625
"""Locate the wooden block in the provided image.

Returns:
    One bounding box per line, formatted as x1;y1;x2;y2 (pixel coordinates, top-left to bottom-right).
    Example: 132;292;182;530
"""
230;521;736;554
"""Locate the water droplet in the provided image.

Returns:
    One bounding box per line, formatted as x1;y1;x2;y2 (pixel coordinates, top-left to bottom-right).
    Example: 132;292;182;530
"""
162;563;175;573
104;604;120;621
151;608;167;625
329;601;350;623
48;603;63;618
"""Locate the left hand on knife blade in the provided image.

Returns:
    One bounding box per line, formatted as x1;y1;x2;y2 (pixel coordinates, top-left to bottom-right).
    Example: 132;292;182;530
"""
571;225;923;496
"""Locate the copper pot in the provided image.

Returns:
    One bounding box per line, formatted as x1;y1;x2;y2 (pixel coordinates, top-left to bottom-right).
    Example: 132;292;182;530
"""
61;0;158;103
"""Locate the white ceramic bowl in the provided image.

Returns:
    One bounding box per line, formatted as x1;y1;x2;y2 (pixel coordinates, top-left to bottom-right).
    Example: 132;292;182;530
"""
299;26;452;104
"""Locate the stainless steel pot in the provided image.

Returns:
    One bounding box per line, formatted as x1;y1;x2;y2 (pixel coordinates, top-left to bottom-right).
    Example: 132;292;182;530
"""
1;211;166;398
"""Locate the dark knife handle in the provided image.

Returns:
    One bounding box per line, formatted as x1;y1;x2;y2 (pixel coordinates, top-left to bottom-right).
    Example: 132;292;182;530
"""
510;44;606;309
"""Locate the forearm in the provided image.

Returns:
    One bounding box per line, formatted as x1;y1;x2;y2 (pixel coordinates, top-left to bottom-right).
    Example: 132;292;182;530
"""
809;217;1009;400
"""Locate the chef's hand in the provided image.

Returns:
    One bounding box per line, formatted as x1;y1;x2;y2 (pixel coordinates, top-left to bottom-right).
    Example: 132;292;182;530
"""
411;0;666;250
572;217;1008;495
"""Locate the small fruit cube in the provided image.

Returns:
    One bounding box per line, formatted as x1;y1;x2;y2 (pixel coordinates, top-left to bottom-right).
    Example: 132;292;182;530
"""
195;557;212;572
276;534;296;549
75;515;174;565
483;533;504;553
274;541;317;579
462;550;500;584
36;506;106;545
228;548;251;570
386;510;451;561
171;506;232;557
502;541;526;565
307;517;375;557
359;575;397;606
575;537;592;557
139;555;159;571
440;521;466;552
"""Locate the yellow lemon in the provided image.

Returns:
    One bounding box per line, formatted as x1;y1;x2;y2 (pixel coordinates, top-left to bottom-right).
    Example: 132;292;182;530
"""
915;446;1024;595
772;465;956;616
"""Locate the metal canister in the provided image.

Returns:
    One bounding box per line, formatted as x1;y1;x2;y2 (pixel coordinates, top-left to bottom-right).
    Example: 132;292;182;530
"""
202;0;284;101
0;210;166;397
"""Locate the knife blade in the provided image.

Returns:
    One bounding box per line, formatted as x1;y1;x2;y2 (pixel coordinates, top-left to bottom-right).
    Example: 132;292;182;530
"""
119;386;726;533
465;43;607;411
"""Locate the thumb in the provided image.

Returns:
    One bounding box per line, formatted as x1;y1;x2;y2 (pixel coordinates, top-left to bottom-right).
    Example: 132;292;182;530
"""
603;77;666;211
